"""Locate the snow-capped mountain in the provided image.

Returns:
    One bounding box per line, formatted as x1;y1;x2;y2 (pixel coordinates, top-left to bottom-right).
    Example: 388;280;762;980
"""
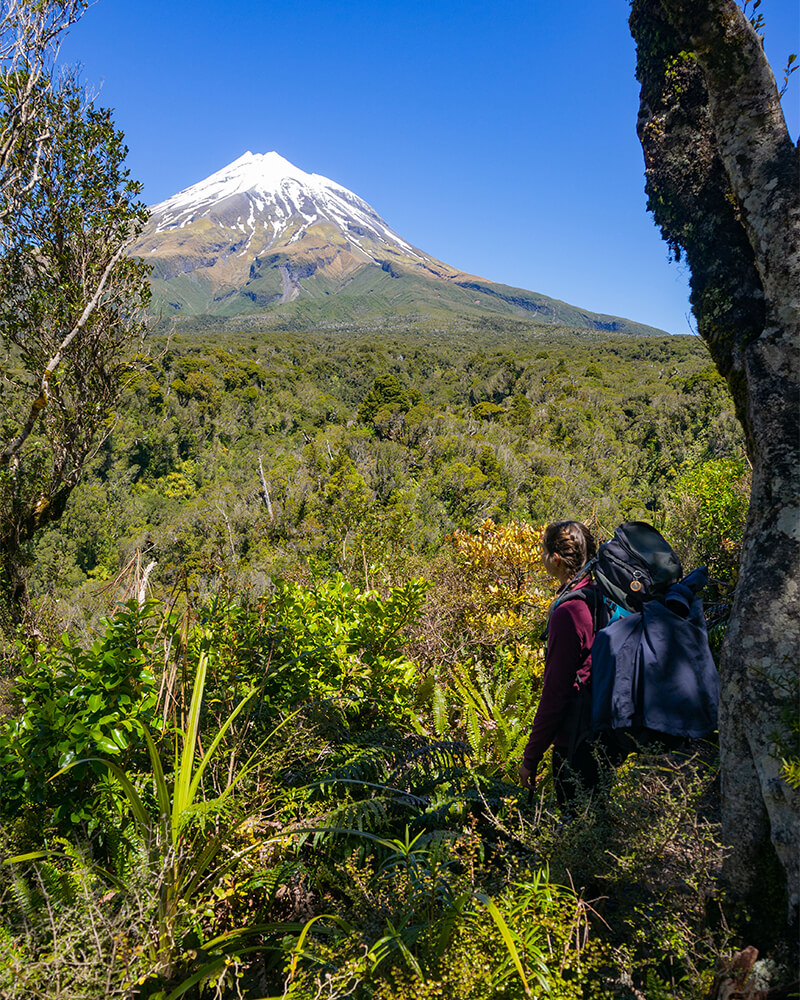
148;151;430;268
135;151;666;335
135;150;465;315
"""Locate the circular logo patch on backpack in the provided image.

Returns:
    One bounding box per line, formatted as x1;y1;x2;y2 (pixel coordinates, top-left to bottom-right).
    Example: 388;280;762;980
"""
630;580;642;592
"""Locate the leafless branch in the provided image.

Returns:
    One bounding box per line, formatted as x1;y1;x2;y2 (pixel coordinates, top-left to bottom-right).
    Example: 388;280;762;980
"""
258;454;274;520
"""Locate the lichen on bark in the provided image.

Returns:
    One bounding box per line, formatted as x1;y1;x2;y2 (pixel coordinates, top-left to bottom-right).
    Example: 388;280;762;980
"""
630;0;800;943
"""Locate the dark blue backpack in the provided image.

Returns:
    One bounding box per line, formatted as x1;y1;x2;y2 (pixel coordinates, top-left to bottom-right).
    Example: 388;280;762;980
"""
559;522;719;757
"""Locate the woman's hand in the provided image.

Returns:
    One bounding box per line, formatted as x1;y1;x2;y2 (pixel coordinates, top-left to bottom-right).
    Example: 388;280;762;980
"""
518;762;535;790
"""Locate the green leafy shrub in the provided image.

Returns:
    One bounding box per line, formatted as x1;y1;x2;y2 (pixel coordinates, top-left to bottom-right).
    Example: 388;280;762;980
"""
358;372;412;425
471;400;504;422
0;602;163;827
262;576;428;723
666;457;750;584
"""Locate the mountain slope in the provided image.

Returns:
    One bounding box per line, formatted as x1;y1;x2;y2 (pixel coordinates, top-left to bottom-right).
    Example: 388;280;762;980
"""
135;152;667;335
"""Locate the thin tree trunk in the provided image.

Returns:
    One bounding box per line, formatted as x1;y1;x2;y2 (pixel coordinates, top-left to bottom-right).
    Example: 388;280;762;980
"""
258;455;274;521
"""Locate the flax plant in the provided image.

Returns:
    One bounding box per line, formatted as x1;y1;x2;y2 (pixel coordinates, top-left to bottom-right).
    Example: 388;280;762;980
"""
44;637;298;992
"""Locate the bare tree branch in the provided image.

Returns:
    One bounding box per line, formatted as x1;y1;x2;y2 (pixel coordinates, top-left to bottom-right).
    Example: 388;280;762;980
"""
0;1;86;223
258;454;274;521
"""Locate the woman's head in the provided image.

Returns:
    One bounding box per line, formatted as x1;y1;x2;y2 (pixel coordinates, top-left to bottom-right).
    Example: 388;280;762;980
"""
542;521;596;582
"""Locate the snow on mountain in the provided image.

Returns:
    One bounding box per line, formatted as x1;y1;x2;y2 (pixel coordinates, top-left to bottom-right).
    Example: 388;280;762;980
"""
149;151;425;265
136;151;667;335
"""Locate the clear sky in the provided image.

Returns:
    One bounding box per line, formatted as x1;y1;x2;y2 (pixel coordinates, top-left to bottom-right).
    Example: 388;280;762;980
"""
59;0;799;335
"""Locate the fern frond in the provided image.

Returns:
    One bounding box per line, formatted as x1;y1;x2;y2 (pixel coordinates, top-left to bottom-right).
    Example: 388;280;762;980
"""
316;744;391;789
9;871;36;918
502;676;524;710
37;858;78;908
388;736;472;793
451;669;490;719
432;685;449;738
466;703;483;755
314;796;394;840
244;861;301;904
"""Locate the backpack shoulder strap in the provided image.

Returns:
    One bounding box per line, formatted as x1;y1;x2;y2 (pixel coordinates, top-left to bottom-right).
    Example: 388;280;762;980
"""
541;584;600;641
556;587;596;609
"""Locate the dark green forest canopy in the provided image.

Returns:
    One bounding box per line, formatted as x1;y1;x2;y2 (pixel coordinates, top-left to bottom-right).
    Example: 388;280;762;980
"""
27;320;743;611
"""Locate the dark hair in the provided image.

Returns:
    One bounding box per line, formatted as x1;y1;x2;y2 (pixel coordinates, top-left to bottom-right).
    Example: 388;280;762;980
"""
542;521;596;577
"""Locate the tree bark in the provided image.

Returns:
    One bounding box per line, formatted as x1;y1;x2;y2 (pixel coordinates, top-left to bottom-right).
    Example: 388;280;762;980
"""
630;0;800;939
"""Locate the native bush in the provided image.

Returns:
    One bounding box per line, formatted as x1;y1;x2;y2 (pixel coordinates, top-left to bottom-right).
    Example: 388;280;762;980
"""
0;838;157;1000
261;575;428;724
21;326;746;619
451;518;552;646
666;457;750;584
414;520;551;778
665;457;750;659
0;339;762;998
1;624;309;1000
526;747;731;999
0;601;164;829
279;857;608;1000
0;571;746;1000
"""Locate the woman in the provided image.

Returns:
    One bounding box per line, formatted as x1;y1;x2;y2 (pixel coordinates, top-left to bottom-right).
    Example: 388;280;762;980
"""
518;520;600;807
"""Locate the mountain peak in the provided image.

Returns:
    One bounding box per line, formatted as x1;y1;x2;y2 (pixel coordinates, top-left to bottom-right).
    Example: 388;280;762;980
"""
146;149;426;268
152;150;326;214
136;153;666;336
206;150;326;195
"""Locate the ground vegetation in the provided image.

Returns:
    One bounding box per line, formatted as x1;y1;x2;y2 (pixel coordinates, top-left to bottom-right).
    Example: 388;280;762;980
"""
0;319;787;999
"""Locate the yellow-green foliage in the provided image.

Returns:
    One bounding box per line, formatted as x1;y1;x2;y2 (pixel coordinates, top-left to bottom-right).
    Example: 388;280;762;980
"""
666;457;750;583
452;518;552;642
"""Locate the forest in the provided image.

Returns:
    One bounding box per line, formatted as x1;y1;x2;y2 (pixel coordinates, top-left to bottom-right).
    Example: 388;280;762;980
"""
0;317;765;999
24;323;744;619
1;0;798;997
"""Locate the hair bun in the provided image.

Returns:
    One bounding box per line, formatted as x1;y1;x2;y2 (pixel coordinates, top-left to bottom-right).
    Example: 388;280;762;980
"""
543;520;596;577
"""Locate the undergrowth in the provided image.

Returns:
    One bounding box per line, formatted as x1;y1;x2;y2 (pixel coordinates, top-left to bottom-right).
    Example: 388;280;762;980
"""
0;518;787;999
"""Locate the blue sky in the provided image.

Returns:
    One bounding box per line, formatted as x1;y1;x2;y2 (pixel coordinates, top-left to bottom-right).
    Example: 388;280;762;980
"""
60;0;798;335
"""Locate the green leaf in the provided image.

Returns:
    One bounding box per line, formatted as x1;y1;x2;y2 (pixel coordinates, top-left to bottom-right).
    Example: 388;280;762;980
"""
174;645;210;827
110;728;128;749
474;892;533;997
87;694;103;713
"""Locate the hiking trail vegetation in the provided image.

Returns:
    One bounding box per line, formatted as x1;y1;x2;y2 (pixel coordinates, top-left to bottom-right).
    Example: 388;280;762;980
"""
0;1;797;998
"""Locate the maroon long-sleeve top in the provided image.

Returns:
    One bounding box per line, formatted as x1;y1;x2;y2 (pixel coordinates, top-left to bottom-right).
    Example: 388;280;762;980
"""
523;578;595;772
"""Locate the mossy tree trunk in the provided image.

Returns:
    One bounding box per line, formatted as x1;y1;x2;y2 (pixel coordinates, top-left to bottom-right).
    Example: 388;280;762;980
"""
629;0;799;940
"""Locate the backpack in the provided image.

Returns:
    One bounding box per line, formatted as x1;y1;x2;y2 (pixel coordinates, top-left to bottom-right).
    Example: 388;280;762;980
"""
592;520;683;612
557;522;720;759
